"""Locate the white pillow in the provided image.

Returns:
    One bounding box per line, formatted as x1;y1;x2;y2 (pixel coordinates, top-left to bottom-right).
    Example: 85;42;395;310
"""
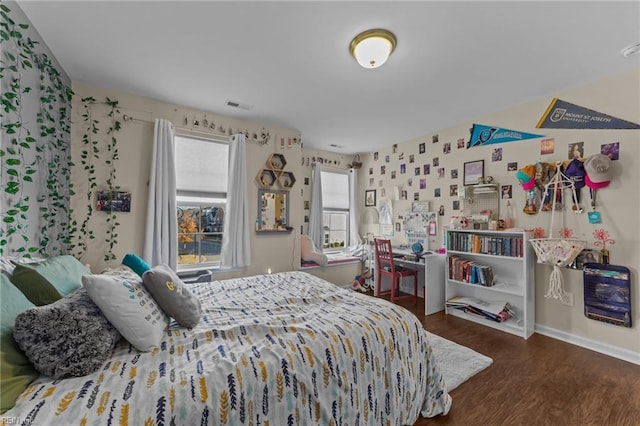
82;274;169;351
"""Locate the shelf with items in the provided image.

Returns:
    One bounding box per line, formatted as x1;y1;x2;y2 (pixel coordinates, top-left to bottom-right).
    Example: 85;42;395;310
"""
278;171;296;189
256;168;279;188
267;153;287;171
445;228;534;339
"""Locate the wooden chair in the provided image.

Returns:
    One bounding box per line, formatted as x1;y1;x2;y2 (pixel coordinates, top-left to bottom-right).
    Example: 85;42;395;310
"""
374;238;419;305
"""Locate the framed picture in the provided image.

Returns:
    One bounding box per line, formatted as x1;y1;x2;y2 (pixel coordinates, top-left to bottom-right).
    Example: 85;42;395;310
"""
365;189;376;207
463;160;484;186
412;201;430;212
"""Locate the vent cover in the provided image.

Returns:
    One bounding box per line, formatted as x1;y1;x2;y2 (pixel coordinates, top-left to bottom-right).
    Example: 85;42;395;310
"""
225;99;253;110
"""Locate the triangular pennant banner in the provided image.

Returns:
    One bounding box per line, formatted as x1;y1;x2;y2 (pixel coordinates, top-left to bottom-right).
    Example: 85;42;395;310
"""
537;98;640;129
467;124;544;148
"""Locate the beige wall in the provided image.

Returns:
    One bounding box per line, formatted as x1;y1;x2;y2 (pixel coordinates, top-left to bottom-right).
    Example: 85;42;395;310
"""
358;69;640;358
71;82;304;279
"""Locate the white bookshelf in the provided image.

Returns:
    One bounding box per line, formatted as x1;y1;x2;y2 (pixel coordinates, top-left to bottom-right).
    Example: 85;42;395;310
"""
444;228;535;339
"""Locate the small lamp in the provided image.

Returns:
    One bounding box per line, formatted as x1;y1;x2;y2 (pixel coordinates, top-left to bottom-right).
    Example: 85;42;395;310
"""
349;29;397;69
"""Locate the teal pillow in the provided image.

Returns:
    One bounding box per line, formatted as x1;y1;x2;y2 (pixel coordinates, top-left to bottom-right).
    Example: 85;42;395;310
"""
122;253;151;277
1;275;39;414
10;255;89;306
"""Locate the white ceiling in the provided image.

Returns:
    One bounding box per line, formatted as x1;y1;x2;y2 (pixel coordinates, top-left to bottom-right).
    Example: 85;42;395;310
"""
17;1;640;155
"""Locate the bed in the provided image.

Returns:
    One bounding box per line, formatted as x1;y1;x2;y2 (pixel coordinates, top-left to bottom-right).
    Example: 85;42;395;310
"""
3;270;451;425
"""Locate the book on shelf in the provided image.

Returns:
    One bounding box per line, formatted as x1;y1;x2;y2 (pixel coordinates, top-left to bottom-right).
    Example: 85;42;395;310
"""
448;256;495;286
446;231;524;257
446;296;513;323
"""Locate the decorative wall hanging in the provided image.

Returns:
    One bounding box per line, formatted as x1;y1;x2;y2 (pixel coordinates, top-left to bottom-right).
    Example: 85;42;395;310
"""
467;124;544;148
96;190;132;213
536;98;640;129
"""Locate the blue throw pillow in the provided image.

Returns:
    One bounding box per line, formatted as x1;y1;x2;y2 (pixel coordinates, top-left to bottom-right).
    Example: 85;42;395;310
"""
122;253;151;277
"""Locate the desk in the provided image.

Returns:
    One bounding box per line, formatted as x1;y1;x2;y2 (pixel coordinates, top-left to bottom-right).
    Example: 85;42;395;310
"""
375;248;445;315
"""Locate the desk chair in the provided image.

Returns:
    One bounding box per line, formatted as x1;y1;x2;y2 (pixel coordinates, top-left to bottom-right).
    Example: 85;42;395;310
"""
374;238;419;305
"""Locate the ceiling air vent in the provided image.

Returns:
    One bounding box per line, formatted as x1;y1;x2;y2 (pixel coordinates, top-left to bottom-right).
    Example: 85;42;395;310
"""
329;144;344;149
225;99;253;111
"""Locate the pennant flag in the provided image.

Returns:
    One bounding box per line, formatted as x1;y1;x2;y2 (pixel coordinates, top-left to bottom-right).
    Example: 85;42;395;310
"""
537;98;640;129
467;124;544;148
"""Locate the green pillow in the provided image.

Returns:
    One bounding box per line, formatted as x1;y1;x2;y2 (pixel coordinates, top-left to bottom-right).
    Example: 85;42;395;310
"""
1;275;39;414
10;255;89;306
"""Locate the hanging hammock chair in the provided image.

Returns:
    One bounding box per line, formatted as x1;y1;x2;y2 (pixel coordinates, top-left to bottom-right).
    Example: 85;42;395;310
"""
529;162;587;303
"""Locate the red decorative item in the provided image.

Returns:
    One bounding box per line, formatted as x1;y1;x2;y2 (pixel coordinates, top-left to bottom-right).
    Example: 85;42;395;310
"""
559;227;574;238
592;229;615;264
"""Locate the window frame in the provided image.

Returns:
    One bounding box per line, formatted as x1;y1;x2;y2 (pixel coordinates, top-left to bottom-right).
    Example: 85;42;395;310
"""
320;169;351;252
175;132;229;270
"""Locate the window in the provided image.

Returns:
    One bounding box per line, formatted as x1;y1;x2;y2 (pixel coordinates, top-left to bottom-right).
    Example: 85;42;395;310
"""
175;134;228;269
321;170;350;251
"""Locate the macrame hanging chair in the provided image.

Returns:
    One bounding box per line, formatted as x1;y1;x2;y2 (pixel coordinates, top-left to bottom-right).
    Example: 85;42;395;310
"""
529;162;587;303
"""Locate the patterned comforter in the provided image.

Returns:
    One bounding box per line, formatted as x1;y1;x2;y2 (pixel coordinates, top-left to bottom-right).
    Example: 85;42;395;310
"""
4;271;451;425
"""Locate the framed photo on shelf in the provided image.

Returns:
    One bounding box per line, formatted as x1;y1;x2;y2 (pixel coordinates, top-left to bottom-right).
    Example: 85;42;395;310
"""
365;189;376;207
463;160;484;186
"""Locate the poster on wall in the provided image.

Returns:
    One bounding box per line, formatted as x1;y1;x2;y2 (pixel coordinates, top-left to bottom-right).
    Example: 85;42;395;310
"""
467;124;544;148
96;190;131;213
536;98;640;129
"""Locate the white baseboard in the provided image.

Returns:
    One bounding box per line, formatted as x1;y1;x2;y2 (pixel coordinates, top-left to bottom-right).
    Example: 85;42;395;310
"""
535;324;640;366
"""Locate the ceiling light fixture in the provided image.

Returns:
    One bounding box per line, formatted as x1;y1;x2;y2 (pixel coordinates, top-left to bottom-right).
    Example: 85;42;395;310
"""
620;42;640;58
349;29;397;69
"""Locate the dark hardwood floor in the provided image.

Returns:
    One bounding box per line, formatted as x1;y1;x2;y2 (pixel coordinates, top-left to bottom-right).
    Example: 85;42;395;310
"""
376;294;640;426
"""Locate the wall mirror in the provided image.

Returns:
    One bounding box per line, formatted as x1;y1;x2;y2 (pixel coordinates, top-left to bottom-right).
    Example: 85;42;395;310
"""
257;188;290;232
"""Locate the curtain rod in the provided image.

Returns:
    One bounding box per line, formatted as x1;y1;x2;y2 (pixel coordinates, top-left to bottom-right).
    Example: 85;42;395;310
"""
122;114;263;143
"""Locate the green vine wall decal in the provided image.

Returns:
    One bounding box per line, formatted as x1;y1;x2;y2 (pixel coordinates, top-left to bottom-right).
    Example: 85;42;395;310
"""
0;3;73;257
103;97;121;261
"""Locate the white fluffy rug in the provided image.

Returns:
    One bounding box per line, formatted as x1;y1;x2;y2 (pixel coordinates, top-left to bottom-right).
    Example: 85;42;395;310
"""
427;331;493;392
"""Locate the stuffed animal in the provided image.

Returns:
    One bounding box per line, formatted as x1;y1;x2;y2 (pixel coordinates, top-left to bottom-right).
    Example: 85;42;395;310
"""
300;235;328;266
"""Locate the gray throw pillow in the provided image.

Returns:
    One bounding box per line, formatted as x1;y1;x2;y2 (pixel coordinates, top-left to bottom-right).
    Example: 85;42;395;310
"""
13;287;121;379
142;264;202;328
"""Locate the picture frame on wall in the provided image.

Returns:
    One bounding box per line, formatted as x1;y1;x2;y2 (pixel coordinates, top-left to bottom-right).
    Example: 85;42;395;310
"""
365;189;376;207
463;159;484;186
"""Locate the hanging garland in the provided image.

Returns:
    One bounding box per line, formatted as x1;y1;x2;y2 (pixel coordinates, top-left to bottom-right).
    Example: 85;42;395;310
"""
103;97;121;261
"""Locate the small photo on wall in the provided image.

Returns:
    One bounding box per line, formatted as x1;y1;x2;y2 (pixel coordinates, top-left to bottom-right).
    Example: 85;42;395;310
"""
96;190;131;213
492;147;503;162
434;188;441;197
438;205;445;216
419;178;427;189
540;138;555;155
433;157;439;166
453;200;460;210
601;142;619;160
407;178;413;187
451;169;458;179
369;178;374;186
443;142;451;154
414;167;421;176
449;184;458;196
409;154;415;163
568;141;584;160
501;185;512;199
368;167;373;175
423;164;430;175
414;192;419;201
374;152;379;161
391;171;396;179
381;165;386;175
419;142;426;154
432;134;439;143
395;222;401;232
400;164;406;174
392;144;398;154
385;155;390;163
438;168;445;178
304;200;310;210
507;162;518;171
304;177;310;185
380;188;386;198
457;138;465;149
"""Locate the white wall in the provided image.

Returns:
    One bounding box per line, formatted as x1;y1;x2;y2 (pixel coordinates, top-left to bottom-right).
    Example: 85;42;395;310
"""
358;69;640;357
71;82;303;279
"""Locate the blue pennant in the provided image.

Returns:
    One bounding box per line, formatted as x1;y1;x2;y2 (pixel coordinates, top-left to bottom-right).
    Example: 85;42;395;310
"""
467;124;544;148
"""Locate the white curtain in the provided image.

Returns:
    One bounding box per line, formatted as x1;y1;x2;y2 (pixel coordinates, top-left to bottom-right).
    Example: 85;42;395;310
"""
143;119;177;269
220;133;250;268
348;169;362;248
308;163;324;251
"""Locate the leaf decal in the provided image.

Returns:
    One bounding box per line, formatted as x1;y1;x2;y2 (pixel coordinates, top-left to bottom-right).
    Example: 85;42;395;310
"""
156;396;166;426
199;377;208;403
119;404;129;426
259;360;268;382
147;371;158;388
96;391;111;415
276;372;284;401
54;391;76;415
227;374;237;410
123;380;134;401
77;380;93;399
169;387;176;413
144;417;154;426
43;386;56;398
304;346;314;368
219;391;229;425
110;360;121;373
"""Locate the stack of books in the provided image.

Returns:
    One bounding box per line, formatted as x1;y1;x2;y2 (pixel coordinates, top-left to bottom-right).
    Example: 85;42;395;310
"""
448;256;495;286
446;296;514;323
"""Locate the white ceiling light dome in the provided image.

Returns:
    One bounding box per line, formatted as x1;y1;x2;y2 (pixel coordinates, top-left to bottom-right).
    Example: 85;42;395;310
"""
349;29;397;69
